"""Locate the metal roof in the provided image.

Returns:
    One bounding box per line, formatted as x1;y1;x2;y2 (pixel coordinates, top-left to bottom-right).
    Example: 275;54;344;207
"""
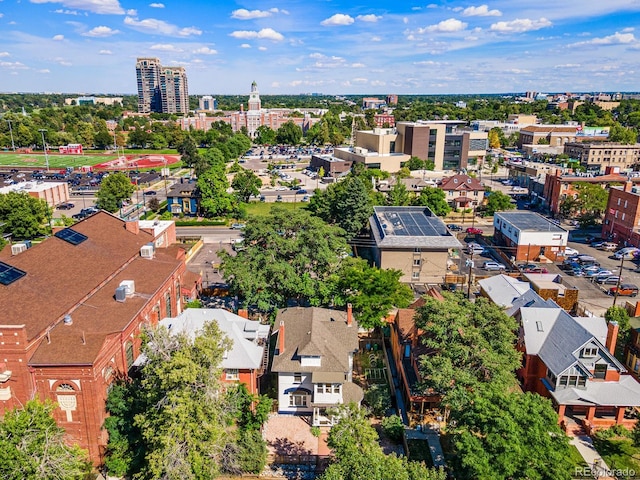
370;206;463;249
495;211;567;233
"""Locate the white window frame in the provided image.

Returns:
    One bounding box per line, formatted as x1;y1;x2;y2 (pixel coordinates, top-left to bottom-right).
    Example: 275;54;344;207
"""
225;369;239;381
289;394;308;407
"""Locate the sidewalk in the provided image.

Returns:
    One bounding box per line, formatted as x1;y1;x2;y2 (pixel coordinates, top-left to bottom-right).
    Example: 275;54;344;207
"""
570;435;614;479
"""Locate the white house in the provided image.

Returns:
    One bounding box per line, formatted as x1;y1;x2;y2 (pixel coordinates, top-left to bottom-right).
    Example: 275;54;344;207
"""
271;305;363;426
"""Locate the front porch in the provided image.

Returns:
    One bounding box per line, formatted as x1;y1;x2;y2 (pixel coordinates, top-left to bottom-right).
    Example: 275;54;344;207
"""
559;404;639;435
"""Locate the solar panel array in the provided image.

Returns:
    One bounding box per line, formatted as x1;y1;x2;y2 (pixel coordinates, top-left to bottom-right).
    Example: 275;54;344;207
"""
0;261;26;286
382;211;447;237
54;228;88;246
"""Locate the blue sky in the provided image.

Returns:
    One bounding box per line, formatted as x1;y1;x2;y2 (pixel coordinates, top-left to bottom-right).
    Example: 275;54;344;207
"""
0;0;639;95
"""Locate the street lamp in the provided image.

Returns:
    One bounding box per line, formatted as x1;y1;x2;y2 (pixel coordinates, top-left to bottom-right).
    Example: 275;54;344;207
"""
6;120;15;151
39;129;49;172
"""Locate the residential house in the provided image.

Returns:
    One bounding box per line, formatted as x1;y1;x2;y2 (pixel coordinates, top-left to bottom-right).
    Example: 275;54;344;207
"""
439;174;486;209
0;212;192;465
522;272;579;313
377;177;437;193
478;274;531;308
166;180;199;216
493;211;568;262
156;308;270;395
271;306;362;426
369;206;463;285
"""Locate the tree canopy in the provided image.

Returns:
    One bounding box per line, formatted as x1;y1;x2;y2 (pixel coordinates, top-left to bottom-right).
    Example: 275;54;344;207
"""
96;172;135;213
231;168;262;203
0;191;51;239
482;190;516;217
0;400;90;480
412;186;451;216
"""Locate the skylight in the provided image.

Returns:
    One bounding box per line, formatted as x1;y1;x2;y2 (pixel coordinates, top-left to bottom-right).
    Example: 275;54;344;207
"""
0;261;26;286
54;228;87;246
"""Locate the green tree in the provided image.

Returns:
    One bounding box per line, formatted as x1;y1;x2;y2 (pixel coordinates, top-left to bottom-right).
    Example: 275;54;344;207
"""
575;182;609;217
275;121;303;145
386;182;411;206
320;404;446;480
0;191;51;239
329;257;413;329
0;400;90;480
197;152;236;217
488;127;501;148
605;305;631;350
231;169;262;203
449;387;573;480
177;135;201;171
412;186;451;216
405;156;426;171
96;172;134;213
308;175;373;238
483;190;516;217
254;125;276;145
219;207;349;310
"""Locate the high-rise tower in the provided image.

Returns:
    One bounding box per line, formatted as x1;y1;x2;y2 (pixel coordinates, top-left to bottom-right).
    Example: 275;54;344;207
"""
136;58;189;114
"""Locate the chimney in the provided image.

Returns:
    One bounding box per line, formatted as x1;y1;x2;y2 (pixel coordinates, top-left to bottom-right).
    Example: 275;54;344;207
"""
624;181;634;193
606;321;619;355
125;220;139;235
347;303;353;326
278;321;285;355
237;309;249;319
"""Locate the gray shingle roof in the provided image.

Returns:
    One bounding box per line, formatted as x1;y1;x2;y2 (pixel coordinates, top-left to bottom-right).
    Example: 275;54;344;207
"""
478;274;531;308
271;307;358;376
550;375;640;407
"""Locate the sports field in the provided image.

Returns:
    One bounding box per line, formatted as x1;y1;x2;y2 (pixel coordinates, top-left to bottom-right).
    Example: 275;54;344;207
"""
0;152;181;170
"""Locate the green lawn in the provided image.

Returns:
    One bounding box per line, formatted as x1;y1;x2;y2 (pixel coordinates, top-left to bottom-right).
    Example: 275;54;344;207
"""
244;201;308;217
592;436;640;472
567;444;588;469
0;152;119;168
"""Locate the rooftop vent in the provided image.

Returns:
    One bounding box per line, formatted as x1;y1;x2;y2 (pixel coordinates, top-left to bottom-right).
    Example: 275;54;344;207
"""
119;280;135;295
11;243;27;256
115;286;127;302
63;314;73;326
140;244;154;259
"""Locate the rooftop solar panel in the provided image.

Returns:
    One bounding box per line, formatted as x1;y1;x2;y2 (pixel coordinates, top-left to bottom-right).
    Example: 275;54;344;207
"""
0;261;26;286
54;228;88;246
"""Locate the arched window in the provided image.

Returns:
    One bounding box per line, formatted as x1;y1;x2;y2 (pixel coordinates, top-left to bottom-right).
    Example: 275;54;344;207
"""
56;383;75;392
165;292;172;318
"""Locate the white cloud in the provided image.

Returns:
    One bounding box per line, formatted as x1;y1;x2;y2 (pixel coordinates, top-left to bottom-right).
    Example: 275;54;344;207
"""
258;46;267;51
193;47;217;55
554;63;580;68
622;27;634;33
38;69;50;73
29;0;124;15
403;17;409;24
351;62;365;68
570;31;636;46
0;61;27;69
231;8;272;19
52;34;65;40
490;17;551;33
54;8;80;14
150;43;183;52
357;14;381;23
229;28;284;41
124;16;202;36
371;36;381;42
126;9;135;15
413;60;441;66
505;68;530;74
320;14;354;26
55;57;72;66
0;52;9;57
82;25;119;37
452;7;463;12
462;5;501;17
240;43;251;48
149;2;164;7
99;49;112;54
423;18;467;33
427;4;438;8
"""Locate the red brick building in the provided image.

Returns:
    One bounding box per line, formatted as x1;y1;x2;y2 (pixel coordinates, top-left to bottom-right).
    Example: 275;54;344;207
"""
602;182;640;246
0;212;194;466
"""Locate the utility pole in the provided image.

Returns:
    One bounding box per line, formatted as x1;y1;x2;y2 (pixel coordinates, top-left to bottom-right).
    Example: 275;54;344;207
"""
39;129;49;172
6;119;15;151
466;249;475;300
613;255;625;306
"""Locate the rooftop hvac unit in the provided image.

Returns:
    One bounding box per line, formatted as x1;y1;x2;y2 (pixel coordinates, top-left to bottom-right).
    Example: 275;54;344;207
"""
119;280;135;295
11;243;27;255
115;286;127;302
140;244;154;259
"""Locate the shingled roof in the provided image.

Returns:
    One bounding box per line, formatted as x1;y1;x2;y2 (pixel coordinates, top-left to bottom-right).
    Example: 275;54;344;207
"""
271;307;358;375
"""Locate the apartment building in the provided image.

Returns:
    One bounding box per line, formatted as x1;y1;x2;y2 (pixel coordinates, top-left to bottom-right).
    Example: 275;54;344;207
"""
136;57;189;115
602;182;640;247
518;125;609;148
564;142;640;173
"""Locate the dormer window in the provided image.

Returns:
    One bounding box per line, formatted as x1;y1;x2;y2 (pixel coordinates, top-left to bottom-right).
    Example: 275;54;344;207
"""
582;347;598;357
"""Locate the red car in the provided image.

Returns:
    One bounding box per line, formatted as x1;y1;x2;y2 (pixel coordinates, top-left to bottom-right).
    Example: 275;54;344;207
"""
466;227;484;235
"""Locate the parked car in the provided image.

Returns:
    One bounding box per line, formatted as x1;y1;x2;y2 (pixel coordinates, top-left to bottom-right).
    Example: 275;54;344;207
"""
297;189;308;195
466;227;484;235
143;190;157;196
613;247;640;260
447;224;462;231
518;263;538;271
563;247;580;256
276;195;283;202
587;269;613;279
483;261;506;271
301;195;310;202
608;284;639;297
56;202;75;210
230;223;246;230
466;242;485;255
523;266;549;274
595;275;621;285
590;240;606;248
598;242;618;251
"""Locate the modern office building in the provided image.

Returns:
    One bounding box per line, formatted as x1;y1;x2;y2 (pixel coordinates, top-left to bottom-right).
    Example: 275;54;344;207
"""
198;95;217;112
136;57;189;115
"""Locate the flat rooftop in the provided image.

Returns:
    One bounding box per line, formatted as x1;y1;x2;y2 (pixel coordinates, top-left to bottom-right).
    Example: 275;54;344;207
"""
370;206;463;249
496;211;566;233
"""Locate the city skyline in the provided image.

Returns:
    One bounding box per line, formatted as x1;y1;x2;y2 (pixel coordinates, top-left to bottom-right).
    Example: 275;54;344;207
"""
0;1;639;95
